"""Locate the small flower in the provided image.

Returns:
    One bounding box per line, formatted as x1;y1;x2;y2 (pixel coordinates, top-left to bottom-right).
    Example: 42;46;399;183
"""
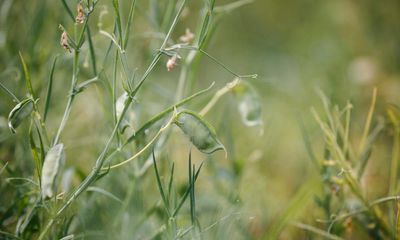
60;31;71;53
179;28;195;44
75;2;85;24
166;55;178;71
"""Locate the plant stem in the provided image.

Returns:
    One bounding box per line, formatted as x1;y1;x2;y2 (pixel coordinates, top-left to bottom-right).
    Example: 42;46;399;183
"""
38;96;133;240
53;50;79;145
105;113;175;169
199;78;239;116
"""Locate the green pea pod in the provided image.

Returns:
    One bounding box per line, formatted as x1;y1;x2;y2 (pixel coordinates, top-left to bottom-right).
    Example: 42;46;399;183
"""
41;143;65;199
175;110;225;154
8;98;34;133
233;82;263;127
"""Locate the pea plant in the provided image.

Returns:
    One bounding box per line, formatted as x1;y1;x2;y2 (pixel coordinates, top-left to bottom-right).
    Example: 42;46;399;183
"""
0;0;261;239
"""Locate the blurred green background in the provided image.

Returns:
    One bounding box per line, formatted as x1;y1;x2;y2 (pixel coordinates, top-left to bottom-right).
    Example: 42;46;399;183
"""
1;0;400;239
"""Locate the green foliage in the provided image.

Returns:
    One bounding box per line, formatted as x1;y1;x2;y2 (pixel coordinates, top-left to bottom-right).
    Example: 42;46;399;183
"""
1;0;400;239
0;0;259;239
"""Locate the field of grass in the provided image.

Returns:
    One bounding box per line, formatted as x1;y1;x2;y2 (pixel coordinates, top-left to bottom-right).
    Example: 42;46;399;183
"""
1;0;400;239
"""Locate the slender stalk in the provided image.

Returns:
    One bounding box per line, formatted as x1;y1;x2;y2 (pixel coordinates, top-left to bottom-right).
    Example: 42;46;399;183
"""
125;82;214;145
0;81;19;102
53;50;79;145
292;222;344;240
200;78;239;116
358;87;377;155
105;113;175;170
38;96;133;240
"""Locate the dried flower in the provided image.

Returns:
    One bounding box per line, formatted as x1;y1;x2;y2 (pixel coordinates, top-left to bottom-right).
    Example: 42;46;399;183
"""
166;55;178;71
179;28;195;44
60;31;71;53
75;2;85;24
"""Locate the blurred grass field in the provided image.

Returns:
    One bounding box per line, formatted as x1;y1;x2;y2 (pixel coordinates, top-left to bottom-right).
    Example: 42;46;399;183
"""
1;0;400;239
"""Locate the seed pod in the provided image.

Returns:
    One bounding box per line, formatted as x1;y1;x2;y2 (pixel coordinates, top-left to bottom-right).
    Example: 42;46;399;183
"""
175;110;225;154
41;143;65;199
8;98;33;133
233;82;263;127
75;2;85;24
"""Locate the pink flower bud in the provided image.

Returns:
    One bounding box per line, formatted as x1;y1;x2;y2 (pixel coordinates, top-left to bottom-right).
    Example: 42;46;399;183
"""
166;55;178;71
179;28;195;44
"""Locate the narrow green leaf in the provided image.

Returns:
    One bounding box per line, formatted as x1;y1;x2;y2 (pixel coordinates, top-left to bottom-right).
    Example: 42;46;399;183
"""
0;81;19;102
172;161;203;217
86;27;97;75
61;0;75;22
160;0;177;32
233;81;263;127
8;98;34;133
19;52;34;98
41;143;65;199
112;0;123;46
152;151;171;216
44;56;58;122
198;0;215;47
123;0;137;50
189;152;196;225
175;110;225;154
29;124;42;183
167;162;175;203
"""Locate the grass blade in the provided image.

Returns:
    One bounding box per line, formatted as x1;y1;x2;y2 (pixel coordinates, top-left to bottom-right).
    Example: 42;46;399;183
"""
172;160;203;217
123;0;137;50
29;123;42;184
152;151;171;216
61;0;75;22
112;0;123;47
19;52;34;98
167;162;175;204
0;81;19;102
291;222;344;240
44;55;58;122
358;87;377;155
86;27;97;76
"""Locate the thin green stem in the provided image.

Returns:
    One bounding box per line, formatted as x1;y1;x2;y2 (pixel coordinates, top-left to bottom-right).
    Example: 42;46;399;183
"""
125;82;214;145
38;96;133;240
0;81;19;102
199;78;239;116
53;50;79;145
106;113;175;170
